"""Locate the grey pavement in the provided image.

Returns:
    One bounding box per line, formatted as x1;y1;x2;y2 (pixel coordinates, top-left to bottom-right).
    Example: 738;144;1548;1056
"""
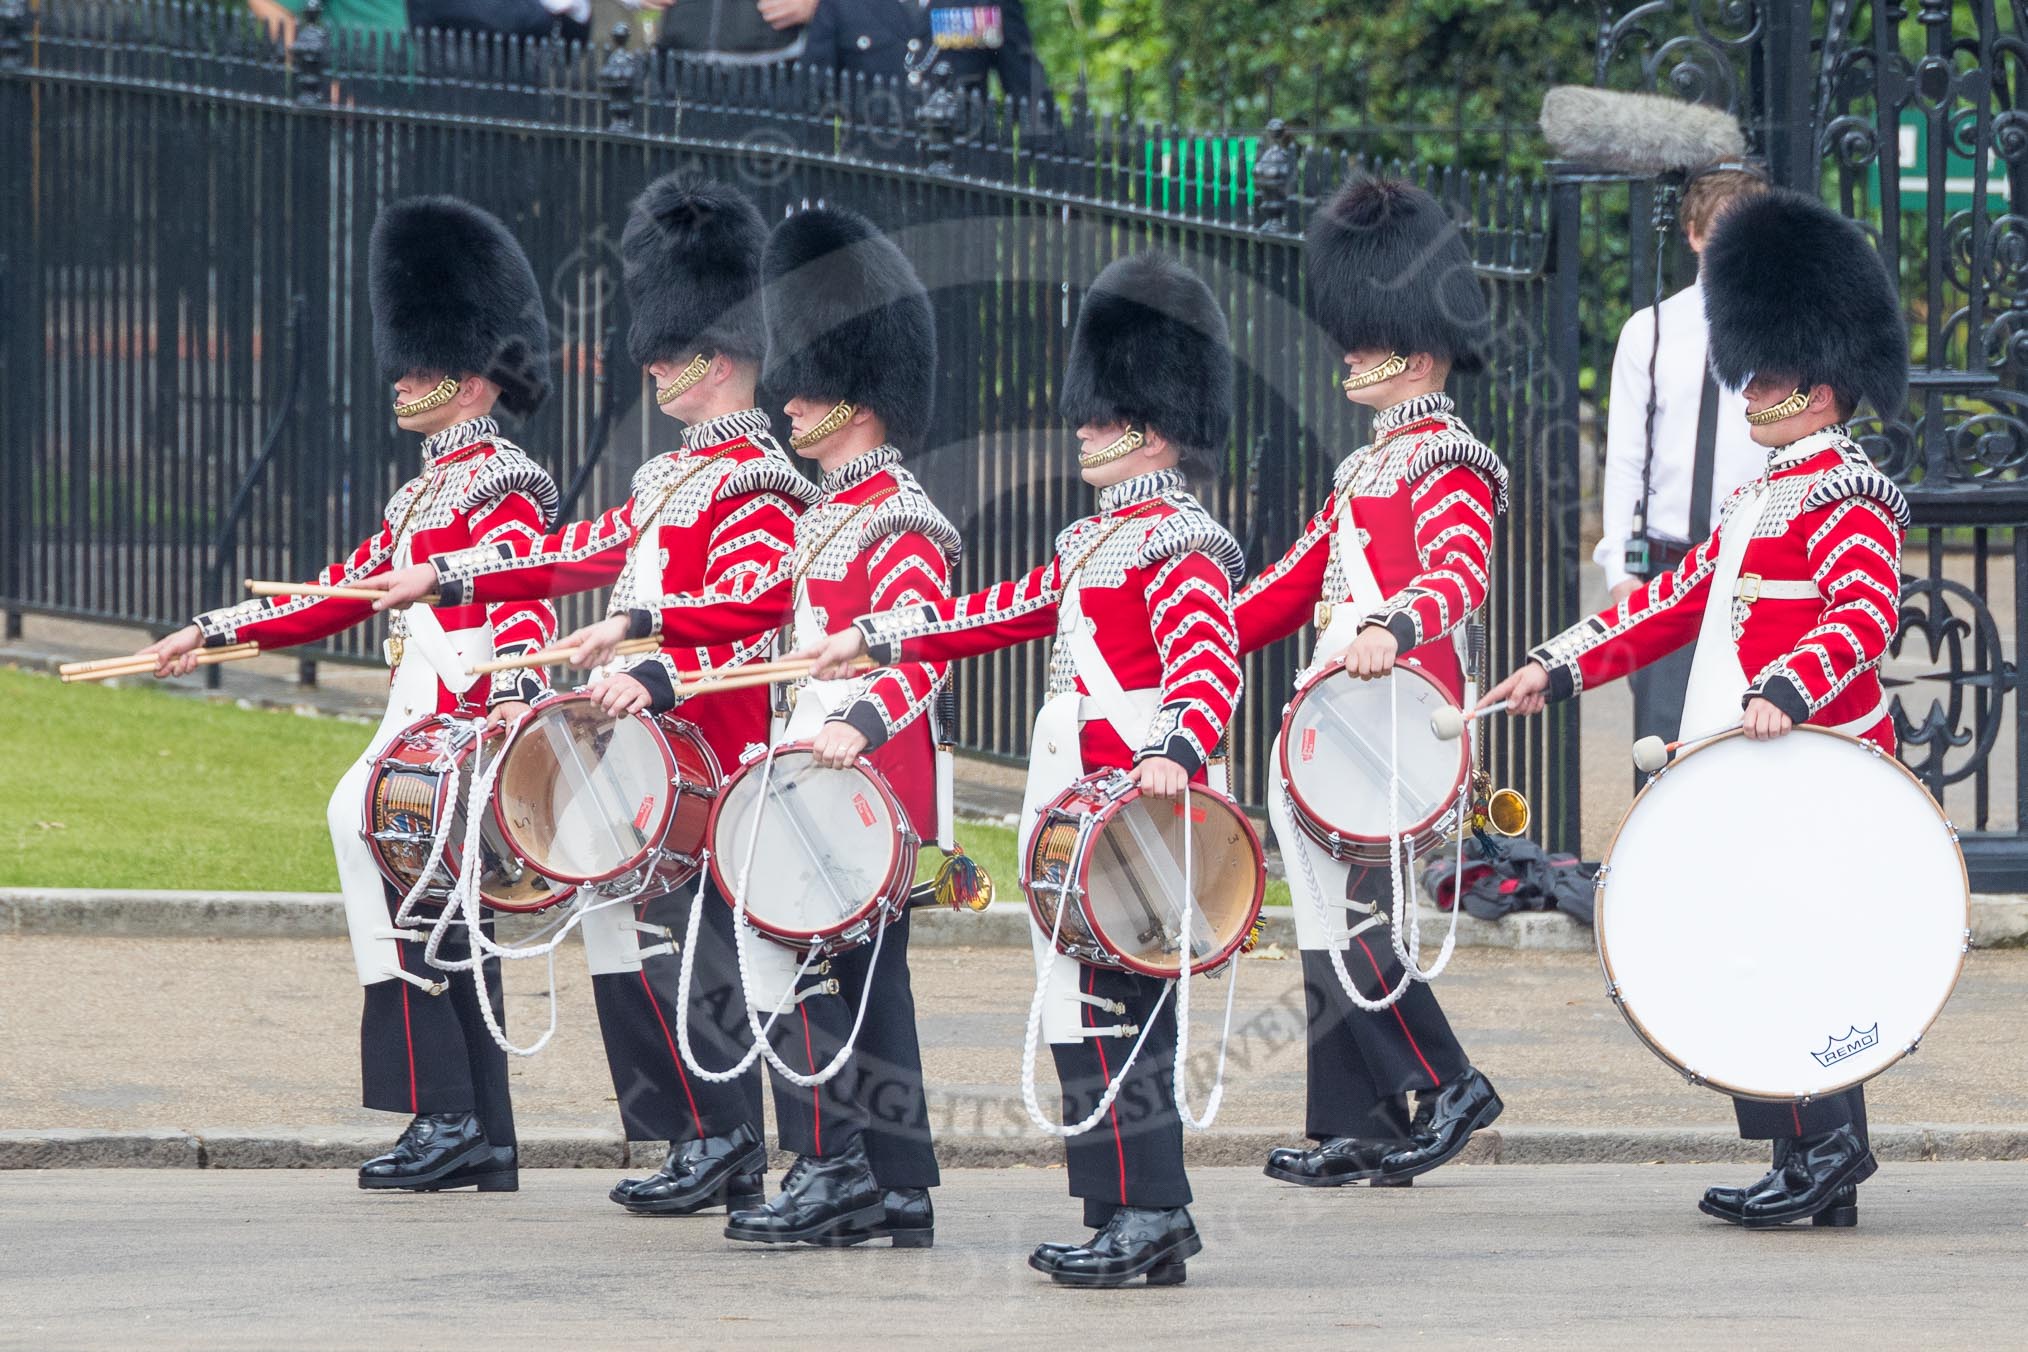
7;933;2028;1154
3;1165;2027;1350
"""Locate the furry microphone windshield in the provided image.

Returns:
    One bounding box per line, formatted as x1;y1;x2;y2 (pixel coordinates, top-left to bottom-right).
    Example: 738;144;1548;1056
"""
1539;85;1746;176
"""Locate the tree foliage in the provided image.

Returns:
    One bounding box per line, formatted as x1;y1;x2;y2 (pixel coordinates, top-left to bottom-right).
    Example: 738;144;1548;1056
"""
1027;0;1601;172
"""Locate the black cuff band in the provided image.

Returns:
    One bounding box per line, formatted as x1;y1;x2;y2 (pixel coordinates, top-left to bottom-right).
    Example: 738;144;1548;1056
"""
1749;674;1813;725
856;617;901;667
838;701;893;753
629;660;677;713
1382;612;1420;652
1141;736;1204;779
1539;659;1575;703
626;609;657;642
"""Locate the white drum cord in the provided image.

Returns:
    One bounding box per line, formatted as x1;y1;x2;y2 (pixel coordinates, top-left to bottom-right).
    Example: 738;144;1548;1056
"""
671;739;888;1088
1384;671;1467;982
418;722;648;1057
1169;785;1242;1131
1018;861;1176;1137
1289;670;1467;1013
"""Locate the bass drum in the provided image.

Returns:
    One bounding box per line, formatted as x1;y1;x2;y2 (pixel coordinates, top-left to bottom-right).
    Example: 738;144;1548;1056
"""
362;714;574;914
1598;726;1968;1101
1278;657;1470;864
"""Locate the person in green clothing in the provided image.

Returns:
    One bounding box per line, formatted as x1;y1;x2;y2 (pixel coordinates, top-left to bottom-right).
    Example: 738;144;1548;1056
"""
248;0;410;43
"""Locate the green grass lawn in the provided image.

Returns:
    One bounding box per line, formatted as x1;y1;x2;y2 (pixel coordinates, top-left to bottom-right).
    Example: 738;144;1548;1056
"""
0;665;371;889
1;664;1288;905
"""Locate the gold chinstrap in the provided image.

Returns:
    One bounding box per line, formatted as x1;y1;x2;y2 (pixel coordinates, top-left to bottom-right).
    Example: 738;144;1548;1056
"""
1076;424;1146;469
1745;387;1810;425
1341;352;1408;393
392;376;460;418
790;399;856;450
655;351;713;406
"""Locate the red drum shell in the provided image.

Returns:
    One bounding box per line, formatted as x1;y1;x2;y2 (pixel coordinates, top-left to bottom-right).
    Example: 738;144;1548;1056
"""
706;742;917;958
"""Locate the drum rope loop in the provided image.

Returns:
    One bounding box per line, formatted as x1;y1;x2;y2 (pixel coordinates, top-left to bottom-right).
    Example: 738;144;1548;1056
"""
671;739;890;1088
1169;786;1243;1130
1018;858;1175;1137
412;715;646;1057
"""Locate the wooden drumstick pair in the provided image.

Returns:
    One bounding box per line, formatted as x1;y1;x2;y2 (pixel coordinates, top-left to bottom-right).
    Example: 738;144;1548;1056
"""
59;643;261;683
244;578;441;605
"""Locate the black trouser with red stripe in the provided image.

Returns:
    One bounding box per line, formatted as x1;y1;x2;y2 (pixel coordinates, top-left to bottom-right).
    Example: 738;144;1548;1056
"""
766;908;939;1190
359;882;517;1150
1052;964;1189;1229
1298;875;1472;1142
591;880;765;1145
1734;1087;1868;1145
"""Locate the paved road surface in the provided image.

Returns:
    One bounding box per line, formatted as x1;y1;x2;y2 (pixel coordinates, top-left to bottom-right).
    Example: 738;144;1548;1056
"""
2;1166;2025;1350
8;935;2028;1139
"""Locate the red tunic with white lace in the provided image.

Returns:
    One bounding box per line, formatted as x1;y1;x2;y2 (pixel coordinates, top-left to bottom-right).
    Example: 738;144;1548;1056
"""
428;407;817;773
193;416;559;712
854;467;1244;781
1530;426;1906;751
624;444;958;833
1235;392;1507;701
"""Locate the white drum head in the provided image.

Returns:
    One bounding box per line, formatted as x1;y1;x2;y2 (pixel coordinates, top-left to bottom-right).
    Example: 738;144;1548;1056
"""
1285;665;1467;839
1599;727;1967;1101
495;700;672;883
712;751;901;937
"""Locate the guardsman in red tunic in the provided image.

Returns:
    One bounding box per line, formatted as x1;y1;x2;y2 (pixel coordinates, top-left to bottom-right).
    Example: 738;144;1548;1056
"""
1482;189;1910;1229
577;205;956;1249
802;253;1245;1287
1238;178;1507;1190
143;198;559;1192
366;175;814;1217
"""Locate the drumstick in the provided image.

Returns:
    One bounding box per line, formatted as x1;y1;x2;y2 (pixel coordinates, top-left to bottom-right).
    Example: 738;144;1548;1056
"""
1632;721;1744;773
59;642;258;675
466;637;663;675
670;656;874;698
1429;701;1510;742
61;645;263;683
245;578;441;604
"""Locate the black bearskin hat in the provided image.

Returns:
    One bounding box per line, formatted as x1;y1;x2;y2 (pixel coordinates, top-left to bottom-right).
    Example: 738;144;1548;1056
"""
1703;188;1907;418
1304;176;1490;375
622;172;768;368
761;206;935;452
370;196;549;418
1059;252;1233;475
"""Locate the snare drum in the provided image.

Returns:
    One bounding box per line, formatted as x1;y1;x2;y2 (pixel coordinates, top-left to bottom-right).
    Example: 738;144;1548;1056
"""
491;692;721;891
705;743;917;958
1598;726;1968;1101
362;714;574;914
1024;770;1265;978
1279;657;1470;863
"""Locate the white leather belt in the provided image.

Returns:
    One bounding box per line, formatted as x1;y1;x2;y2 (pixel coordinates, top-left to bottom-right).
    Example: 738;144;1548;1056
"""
1734;574;1818;602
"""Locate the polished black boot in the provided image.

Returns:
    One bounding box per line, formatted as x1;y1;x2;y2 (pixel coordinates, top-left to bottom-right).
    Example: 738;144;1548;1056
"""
1374;1069;1502;1183
724;1136;883;1244
358;1113;512;1191
809;1188;935;1249
1044;1207;1203;1288
618;1124;767;1216
1699;1140;1792;1225
1264;1137;1413;1188
1739;1127;1876;1229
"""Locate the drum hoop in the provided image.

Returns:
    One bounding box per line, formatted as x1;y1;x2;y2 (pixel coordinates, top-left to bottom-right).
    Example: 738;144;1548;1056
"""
1278;656;1470;847
1037;774;1267;979
1595;724;1970;1102
704;742;915;948
489;692;680;886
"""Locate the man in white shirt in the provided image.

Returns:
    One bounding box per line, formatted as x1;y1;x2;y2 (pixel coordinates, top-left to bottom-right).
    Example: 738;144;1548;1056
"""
1594;167;1769;765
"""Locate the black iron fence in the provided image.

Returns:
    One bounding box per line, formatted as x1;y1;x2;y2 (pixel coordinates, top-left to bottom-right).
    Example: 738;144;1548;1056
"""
4;0;2023;884
0;0;1585;844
